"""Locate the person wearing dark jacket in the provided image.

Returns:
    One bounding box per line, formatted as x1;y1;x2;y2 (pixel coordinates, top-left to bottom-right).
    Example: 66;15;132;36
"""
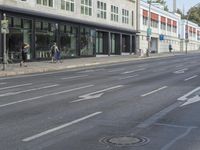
20;43;29;67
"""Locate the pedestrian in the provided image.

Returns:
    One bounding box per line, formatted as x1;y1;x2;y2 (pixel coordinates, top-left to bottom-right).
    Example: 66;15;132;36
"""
56;48;62;63
50;42;58;63
169;44;173;53
20;43;29;67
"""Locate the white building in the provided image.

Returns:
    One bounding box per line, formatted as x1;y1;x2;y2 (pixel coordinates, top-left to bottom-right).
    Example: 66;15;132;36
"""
180;20;200;51
139;0;181;53
0;0;139;61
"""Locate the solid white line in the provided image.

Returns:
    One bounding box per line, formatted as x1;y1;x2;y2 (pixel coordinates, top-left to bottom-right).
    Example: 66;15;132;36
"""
0;84;58;97
184;75;198;81
121;68;146;74
22;112;102;142
161;127;195;150
61;75;89;80
0;83;32;91
141;86;168;97
0;85;94;108
137;101;181;128
119;75;138;80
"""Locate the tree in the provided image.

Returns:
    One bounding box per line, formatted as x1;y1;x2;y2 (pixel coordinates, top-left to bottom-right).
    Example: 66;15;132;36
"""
187;5;200;26
155;0;169;11
176;8;185;19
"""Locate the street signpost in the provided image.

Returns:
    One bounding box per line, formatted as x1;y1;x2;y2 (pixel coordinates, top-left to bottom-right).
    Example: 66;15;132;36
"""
1;14;9;71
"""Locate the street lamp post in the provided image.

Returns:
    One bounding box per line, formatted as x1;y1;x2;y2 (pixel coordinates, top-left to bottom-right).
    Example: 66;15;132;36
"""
147;0;152;57
185;2;200;54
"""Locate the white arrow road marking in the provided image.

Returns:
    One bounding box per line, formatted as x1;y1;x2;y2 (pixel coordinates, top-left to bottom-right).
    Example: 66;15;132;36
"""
178;87;200;107
0;83;32;91
184;75;198;81
178;87;200;101
0;84;59;97
22;112;102;142
61;75;89;80
0;85;94;108
180;95;200;107
173;68;188;74
141;86;168;97
71;85;124;103
121;68;146;74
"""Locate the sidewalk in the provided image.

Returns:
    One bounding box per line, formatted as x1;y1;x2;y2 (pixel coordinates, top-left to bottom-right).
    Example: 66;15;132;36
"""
0;52;184;77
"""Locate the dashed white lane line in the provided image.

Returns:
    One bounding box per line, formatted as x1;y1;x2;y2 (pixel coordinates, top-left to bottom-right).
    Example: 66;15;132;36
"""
22;111;102;142
121;68;146;74
184;75;198;81
0;82;6;85
141;86;168;97
0;84;59;97
0;83;32;91
0;85;94;108
108;68;125;73
61;75;89;80
119;74;138;80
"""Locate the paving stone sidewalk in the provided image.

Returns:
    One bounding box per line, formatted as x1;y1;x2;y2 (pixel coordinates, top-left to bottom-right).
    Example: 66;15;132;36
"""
0;52;185;77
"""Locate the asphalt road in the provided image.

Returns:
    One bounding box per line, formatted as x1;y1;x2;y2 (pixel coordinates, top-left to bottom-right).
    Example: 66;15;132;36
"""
1;53;200;150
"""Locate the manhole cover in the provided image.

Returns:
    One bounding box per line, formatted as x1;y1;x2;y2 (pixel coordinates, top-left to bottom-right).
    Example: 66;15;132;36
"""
100;136;149;146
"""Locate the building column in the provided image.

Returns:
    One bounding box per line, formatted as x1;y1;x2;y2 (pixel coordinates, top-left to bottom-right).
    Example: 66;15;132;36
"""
0;12;3;60
130;35;133;54
32;19;36;59
108;32;111;56
120;33;123;55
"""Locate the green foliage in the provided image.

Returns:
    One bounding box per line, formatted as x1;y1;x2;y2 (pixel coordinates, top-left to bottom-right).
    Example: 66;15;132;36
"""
187;5;200;26
155;0;169;11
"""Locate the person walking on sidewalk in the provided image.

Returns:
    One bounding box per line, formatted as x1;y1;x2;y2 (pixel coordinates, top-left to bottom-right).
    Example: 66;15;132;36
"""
20;43;29;67
50;42;58;63
169;44;173;53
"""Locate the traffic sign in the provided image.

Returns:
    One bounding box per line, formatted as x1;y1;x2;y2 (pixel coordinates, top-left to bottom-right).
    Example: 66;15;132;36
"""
147;28;152;36
1;20;9;34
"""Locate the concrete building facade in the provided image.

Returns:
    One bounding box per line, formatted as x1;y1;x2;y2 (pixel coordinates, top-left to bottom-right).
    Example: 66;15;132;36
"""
0;0;138;61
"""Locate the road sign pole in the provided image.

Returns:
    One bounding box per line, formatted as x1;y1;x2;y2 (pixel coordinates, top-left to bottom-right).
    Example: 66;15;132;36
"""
2;13;7;71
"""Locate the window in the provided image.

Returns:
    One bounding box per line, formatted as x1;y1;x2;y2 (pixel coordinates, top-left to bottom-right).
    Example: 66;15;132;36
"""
111;5;118;22
161;23;166;30
81;0;92;16
61;0;74;12
122;9;129;24
37;0;53;7
97;1;106;19
143;16;148;26
167;24;171;32
151;20;158;28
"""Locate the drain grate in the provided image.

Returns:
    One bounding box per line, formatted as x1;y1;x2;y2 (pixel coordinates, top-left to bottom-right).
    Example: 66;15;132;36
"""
100;136;149;147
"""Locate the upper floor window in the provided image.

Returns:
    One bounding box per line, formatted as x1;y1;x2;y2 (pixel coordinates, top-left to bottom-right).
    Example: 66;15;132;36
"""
37;0;53;7
81;0;92;16
97;1;106;19
122;9;129;24
111;5;118;22
61;0;75;12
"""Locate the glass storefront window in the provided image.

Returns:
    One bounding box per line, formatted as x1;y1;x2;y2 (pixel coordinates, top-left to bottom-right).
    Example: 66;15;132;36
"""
7;16;32;61
80;27;95;56
35;20;56;59
60;24;78;57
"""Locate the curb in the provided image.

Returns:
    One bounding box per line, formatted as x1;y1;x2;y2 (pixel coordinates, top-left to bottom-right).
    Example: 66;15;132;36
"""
0;53;183;77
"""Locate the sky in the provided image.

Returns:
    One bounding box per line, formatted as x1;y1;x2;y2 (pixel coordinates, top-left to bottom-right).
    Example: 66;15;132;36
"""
166;0;199;13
